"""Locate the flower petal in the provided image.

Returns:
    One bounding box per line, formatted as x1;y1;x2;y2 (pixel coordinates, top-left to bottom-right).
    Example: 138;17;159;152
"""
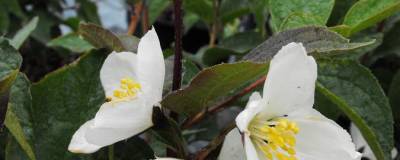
86;98;153;146
84;126;140;146
218;128;245;160
68;120;101;153
93;97;152;129
137;27;165;105
288;108;361;160
260;42;317;118
244;134;260;160
235;92;263;132
100;51;138;98
350;123;375;159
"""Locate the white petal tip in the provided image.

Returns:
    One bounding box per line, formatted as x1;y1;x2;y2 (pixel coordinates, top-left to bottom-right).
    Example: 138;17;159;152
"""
353;152;362;160
68;120;101;154
280;42;307;55
143;27;159;41
67;144;100;154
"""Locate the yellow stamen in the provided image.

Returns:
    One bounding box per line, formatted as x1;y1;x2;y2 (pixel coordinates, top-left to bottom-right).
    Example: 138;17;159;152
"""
111;77;141;101
249;116;299;159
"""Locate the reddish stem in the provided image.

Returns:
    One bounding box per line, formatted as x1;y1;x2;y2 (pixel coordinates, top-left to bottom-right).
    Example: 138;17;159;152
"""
168;0;183;157
182;76;266;129
172;0;183;91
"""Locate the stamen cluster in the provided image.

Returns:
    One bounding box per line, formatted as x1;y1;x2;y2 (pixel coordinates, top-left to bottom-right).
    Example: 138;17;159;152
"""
249;117;299;160
113;77;141;99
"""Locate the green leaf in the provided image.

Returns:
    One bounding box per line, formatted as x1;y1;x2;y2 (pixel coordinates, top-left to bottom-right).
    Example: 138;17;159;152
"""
202;47;239;66
0;132;6;158
5;73;36;160
202;31;264;66
149;0;171;24
242;26;375;63
316;59;393;160
151;108;187;158
183;12;200;33
373;19;400;59
114;137;155;160
0;40;22;130
327;0;357;26
182;59;200;86
279;13;323;31
117;35;140;53
0;0;25;20
31;11;61;44
10;17;39;49
248;0;268;35
161;62;268;116
220;0;250;24
47;33;94;53
79;23;125;52
219;31;264;53
77;0;101;24
388;70;400;146
314;89;342;121
3;0;26;19
183;0;213;23
5;134;31;160
0;40;21;89
0;7;10;34
269;0;334;32
30;49;107;159
341;0;400;36
334;32;383;61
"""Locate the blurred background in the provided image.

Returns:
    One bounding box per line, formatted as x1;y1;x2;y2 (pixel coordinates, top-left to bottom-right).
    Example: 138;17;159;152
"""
1;0;400;159
1;0;212;82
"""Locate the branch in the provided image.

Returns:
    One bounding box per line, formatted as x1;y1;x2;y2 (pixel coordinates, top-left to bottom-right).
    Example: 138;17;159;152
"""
141;3;149;33
168;0;183;157
172;0;183;91
127;1;144;35
182;76;266;129
209;0;220;47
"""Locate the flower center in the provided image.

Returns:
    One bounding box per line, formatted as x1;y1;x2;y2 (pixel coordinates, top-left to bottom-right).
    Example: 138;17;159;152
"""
249;116;299;160
110;77;141;101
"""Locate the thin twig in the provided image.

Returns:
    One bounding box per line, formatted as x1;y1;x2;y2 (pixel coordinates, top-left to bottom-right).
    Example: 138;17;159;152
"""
172;0;183;91
168;0;183;157
182;76;266;129
209;0;220;47
127;1;143;35
141;0;149;33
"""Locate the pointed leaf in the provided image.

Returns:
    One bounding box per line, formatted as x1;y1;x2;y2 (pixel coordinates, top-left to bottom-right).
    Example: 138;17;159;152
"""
5;73;36;160
316;59;393;160
79;23;125;52
0;40;22;130
30;49;107;159
10;17;39;49
341;0;400;36
47;33;94;53
269;0;334;32
161;62;268;116
242;27;375;63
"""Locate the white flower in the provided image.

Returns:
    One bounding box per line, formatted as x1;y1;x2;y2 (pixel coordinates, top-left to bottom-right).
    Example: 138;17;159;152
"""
68;28;165;153
350;123;398;160
219;42;362;160
154;158;182;160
